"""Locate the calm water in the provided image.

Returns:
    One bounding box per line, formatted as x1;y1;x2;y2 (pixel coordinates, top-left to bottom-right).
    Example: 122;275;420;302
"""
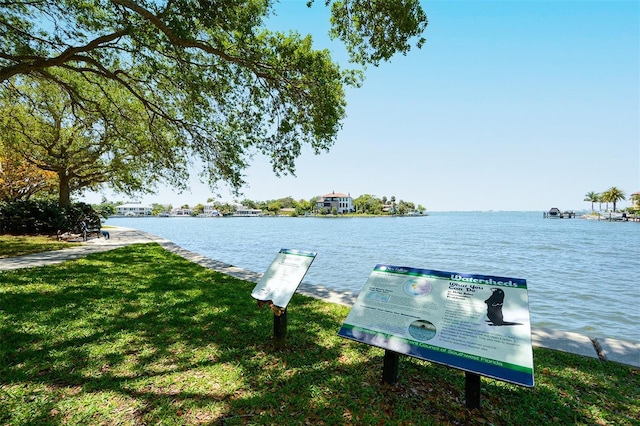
106;212;640;342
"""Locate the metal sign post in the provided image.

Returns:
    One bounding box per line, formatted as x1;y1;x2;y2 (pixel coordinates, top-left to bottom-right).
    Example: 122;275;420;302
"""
382;350;400;384
465;372;481;409
251;249;317;349
273;307;287;348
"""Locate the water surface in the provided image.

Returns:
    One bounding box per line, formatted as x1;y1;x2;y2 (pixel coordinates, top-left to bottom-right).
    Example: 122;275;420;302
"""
106;212;640;342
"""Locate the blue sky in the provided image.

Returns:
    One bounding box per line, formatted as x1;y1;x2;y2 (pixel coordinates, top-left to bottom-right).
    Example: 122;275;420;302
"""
83;0;640;211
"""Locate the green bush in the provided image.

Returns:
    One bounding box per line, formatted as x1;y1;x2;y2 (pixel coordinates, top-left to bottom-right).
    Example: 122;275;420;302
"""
0;200;100;235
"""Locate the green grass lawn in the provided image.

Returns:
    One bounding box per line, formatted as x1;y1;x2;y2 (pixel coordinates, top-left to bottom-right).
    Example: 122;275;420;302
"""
0;235;82;258
0;243;638;425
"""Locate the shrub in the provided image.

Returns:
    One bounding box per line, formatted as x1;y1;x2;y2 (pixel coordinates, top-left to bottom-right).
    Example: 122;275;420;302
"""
0;200;100;235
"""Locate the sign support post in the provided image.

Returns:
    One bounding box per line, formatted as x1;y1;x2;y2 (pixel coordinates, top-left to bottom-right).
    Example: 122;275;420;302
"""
465;372;481;409
382;350;400;384
273;309;288;347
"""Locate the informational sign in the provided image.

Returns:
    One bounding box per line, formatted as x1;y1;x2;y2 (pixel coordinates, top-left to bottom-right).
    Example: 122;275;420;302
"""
251;249;317;308
338;265;534;387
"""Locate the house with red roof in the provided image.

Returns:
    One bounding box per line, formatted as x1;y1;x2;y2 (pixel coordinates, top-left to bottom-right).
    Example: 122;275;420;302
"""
317;191;354;214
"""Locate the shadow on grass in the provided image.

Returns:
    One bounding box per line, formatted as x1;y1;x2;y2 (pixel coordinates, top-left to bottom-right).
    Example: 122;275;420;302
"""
0;244;638;425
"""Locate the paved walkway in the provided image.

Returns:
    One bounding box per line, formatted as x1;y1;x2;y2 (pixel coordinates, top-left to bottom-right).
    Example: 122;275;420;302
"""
2;226;638;368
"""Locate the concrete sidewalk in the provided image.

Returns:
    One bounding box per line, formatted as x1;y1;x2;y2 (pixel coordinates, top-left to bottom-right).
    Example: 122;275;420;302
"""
2;226;638;368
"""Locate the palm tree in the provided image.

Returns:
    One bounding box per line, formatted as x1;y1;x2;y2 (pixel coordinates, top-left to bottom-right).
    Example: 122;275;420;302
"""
602;187;626;212
583;191;599;212
600;191;611;211
596;193;603;211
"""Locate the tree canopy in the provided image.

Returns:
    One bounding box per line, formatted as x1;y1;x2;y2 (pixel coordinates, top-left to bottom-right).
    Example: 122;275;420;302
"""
0;70;189;206
601;187;626;212
1;0;427;205
584;191;599;212
0;147;57;202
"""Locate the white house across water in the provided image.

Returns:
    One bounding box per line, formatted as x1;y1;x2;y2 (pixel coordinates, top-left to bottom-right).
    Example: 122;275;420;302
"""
116;203;152;216
317;191;354;214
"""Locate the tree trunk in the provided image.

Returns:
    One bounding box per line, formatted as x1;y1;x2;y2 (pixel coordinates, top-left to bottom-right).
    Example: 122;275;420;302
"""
58;172;71;208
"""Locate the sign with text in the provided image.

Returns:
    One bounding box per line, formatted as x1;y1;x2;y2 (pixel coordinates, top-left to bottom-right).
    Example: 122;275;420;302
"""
338;265;534;387
251;249;317;308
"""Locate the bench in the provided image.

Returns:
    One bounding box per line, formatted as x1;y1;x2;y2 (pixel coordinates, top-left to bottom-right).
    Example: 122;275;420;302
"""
57;226;102;242
83;227;102;241
56;218;103;242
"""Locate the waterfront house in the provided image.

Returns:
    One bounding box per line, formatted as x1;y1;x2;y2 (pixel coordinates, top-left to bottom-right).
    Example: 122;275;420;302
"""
202;203;220;217
234;206;263;217
317;191;354;214
632;191;640;209
171;208;193;216
116;203;152;216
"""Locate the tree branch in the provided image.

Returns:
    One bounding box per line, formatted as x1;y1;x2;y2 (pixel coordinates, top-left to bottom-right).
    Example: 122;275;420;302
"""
110;0;279;81
0;30;127;82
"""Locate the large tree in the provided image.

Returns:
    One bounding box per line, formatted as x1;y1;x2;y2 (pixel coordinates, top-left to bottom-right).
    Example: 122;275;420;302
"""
1;0;427;199
0;72;186;206
353;193;383;214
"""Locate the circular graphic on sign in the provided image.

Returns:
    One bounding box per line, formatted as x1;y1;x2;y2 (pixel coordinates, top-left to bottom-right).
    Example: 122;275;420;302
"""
408;320;437;341
403;278;433;297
